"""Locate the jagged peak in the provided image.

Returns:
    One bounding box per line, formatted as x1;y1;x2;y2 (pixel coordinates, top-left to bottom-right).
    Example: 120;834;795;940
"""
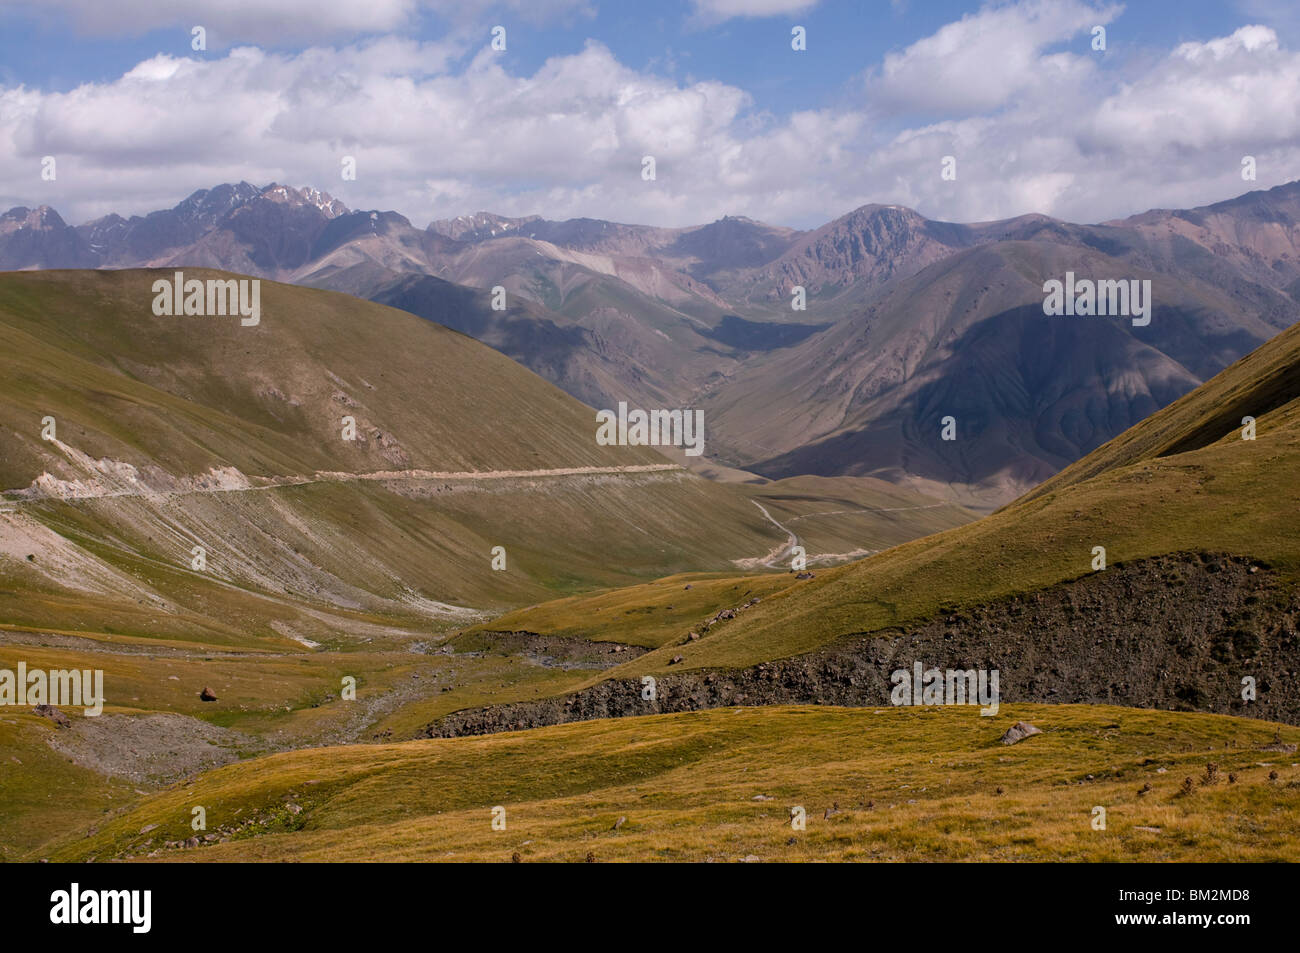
0;205;67;229
257;183;350;218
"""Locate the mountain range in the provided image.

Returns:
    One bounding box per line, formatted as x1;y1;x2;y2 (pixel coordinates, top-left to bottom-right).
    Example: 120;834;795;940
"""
6;180;1300;506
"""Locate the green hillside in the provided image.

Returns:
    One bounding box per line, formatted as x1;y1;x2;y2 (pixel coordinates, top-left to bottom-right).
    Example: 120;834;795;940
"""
460;319;1300;706
0;268;787;645
0;268;668;485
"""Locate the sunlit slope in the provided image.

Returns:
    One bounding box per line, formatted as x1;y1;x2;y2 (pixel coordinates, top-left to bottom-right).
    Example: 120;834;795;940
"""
469;572;800;650
0;469;781;646
463;475;976;650
742;475;976;559
0;268;666;485
641;321;1300;672
474;319;1300;678
36;704;1300;862
0;269;783;643
0;628;593;858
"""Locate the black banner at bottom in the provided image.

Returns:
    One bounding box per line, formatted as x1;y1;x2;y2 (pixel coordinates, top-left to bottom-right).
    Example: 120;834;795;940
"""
0;861;1283;941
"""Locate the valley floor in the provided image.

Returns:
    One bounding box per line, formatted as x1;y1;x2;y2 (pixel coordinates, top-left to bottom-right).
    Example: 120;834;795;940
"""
30;704;1300;863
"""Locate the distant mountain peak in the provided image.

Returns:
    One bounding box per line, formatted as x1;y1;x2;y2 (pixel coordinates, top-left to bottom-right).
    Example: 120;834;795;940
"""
0;205;67;231
836;202;927;223
258;183;350;218
429;211;542;241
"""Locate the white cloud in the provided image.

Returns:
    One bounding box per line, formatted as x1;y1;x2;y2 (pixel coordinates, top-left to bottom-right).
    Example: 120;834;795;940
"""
1237;0;1300;44
1;3;1298;231
1084;25;1300;152
423;0;596;26
869;0;1123;115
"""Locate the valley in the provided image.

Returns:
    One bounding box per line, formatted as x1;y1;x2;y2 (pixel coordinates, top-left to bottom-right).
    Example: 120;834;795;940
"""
3;183;1300;865
0;267;980;860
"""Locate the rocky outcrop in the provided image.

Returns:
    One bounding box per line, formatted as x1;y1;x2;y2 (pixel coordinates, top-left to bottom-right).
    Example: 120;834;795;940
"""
423;552;1300;737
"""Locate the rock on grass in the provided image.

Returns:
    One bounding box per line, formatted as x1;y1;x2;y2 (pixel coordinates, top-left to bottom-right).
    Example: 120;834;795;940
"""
1000;721;1041;745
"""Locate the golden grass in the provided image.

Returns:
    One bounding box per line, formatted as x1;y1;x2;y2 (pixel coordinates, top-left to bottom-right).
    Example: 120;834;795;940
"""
35;704;1300;863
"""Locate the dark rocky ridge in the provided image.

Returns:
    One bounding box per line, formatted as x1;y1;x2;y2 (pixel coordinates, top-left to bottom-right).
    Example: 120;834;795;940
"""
423;552;1300;737
448;629;648;669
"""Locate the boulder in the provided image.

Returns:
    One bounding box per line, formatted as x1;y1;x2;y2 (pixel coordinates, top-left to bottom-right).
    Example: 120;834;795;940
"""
999;721;1041;745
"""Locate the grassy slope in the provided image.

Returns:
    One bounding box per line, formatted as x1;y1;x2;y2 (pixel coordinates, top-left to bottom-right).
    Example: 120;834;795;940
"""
469;573;799;650
0;470;781;641
0;713;139;861
0;269;789;643
36;704;1300;862
462;476;975;650
459;319;1300;687
0;268;668;484
0;627;588;850
618;329;1300;673
742;475;976;559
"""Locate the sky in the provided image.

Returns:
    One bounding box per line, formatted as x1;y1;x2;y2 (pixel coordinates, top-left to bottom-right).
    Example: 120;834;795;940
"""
1;0;1298;229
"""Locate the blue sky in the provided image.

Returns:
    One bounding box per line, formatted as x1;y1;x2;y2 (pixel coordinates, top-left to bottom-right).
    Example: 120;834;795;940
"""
2;1;1282;114
0;0;1297;228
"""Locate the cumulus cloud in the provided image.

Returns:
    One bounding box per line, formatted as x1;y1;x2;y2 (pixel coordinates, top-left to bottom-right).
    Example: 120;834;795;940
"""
0;2;1298;230
868;0;1122;115
1085;25;1300;151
